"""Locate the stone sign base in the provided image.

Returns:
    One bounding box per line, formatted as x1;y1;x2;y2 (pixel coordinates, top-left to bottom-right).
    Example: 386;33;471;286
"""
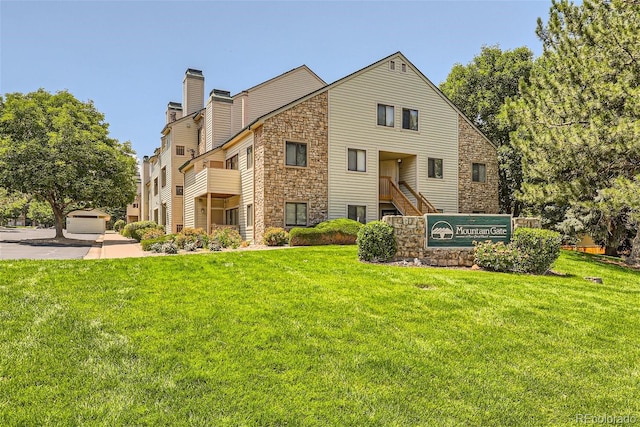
383;216;475;267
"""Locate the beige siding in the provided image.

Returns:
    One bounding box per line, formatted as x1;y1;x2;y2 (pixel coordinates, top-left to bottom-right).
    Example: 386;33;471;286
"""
328;55;459;221
231;67;325;135
183;168;196;228
183;74;204;115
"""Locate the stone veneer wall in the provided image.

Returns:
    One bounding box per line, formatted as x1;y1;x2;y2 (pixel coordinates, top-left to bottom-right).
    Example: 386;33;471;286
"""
253;92;329;243
458;116;499;214
383;216;475;267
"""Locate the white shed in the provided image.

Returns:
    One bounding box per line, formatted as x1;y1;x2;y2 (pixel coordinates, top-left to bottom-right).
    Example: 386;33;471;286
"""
66;209;111;234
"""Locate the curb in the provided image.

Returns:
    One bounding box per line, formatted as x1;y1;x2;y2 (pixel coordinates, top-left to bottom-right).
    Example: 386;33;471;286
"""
83;234;105;260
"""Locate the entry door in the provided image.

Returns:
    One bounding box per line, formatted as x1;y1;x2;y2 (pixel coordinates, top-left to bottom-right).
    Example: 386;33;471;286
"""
380;160;399;183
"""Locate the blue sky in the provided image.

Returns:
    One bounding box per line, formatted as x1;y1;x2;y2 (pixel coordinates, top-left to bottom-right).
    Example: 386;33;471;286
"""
1;1;552;159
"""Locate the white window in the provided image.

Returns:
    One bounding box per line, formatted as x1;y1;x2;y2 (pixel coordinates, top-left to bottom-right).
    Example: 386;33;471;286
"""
348;149;366;172
377;104;394;127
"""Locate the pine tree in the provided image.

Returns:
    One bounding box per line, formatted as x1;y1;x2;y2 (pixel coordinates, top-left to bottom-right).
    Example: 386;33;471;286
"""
508;0;640;255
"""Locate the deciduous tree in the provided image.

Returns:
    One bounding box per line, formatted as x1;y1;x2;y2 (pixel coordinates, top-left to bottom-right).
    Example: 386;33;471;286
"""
0;89;137;238
440;45;534;216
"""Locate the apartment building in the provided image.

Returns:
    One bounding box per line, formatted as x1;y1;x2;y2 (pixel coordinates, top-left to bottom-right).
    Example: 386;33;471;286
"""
141;66;326;233
178;52;499;243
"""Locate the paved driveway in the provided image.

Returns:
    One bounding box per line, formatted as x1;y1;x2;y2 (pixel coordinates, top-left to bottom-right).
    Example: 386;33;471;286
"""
0;228;101;260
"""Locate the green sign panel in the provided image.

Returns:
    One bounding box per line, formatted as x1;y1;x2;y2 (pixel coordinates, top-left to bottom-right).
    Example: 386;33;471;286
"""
425;214;512;248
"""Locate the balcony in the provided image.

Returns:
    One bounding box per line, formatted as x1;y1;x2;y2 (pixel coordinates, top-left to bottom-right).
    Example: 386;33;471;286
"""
193;167;241;197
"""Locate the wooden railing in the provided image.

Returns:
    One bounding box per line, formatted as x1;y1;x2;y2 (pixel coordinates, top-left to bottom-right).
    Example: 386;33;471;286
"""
399;180;438;213
380;176;421;216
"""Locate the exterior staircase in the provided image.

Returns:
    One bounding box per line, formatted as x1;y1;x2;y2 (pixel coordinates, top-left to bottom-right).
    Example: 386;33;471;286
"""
379;176;438;216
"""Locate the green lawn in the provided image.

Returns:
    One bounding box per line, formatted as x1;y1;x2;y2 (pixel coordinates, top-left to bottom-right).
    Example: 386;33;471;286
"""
1;247;639;426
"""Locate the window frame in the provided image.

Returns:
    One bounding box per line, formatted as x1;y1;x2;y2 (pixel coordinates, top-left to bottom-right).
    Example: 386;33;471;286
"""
472;163;487;183
153;178;158;195
377;104;395;127
428;158;443;179
225;207;239;226
347;148;367;172
226;154;239;170
246;204;254;227
402;108;419;131
285;202;308;227
176;185;183;196
285;141;308;168
347;205;367;224
161;167;166;187
246;146;254;170
176;145;185;156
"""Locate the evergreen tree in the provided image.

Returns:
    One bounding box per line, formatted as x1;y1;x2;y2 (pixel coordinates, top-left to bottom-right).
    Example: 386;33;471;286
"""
508;0;640;255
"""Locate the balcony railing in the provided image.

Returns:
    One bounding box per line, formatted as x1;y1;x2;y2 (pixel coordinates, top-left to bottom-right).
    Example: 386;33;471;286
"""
193;167;241;197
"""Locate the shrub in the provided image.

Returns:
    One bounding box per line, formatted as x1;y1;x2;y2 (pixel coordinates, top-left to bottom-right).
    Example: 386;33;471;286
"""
316;218;363;234
141;234;175;251
122;221;164;241
183;241;198;252
357;221;397;262
174;227;208;249
512;227;562;274
148;242;164;253
208;239;222;252
289;218;363;246
161;242;178;254
473;228;562;274
474;241;518;272
141;228;166;241
263;227;289;246
113;219;126;233
209;227;242;249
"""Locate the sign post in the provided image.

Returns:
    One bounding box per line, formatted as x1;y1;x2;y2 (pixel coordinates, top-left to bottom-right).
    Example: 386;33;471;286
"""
425;214;512;248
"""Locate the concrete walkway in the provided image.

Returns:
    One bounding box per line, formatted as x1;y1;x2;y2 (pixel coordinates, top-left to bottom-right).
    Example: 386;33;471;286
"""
84;231;148;260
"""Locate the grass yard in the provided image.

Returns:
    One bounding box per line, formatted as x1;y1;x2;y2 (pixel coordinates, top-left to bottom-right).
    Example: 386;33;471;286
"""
1;247;639;426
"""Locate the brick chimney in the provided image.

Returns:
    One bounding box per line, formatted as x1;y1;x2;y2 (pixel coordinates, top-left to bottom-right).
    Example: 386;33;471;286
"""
183;68;204;115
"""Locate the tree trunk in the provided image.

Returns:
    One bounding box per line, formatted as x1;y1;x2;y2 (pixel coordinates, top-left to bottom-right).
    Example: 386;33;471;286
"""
604;246;618;257
627;231;640;266
48;198;65;239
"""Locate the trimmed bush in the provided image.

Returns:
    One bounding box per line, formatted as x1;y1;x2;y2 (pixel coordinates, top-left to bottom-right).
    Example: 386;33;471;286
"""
290;218;363;246
113;219;126;233
263;227;289;246
209;227;242;249
141;234;175;251
357;221;397;262
512;227;562;274
474;227;562;274
122;221;164;242
474;241;518;272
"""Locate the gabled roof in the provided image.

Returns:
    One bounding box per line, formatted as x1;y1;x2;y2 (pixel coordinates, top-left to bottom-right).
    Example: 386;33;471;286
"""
233;65;326;98
184;51;496;168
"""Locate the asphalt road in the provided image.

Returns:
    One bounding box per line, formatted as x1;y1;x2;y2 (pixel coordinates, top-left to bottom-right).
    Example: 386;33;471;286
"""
0;228;101;260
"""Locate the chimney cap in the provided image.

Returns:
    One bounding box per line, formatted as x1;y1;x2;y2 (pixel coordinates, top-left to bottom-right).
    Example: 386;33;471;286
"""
167;101;182;109
210;89;231;98
185;68;204;77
